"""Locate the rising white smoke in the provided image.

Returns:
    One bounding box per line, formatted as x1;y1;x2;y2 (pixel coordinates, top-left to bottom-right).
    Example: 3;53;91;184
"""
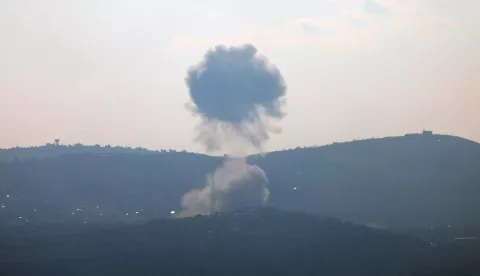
179;159;269;217
180;44;286;216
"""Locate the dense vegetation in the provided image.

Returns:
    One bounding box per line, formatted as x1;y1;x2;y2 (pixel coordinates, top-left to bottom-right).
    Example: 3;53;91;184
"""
1;133;479;275
2;208;478;276
1;133;479;228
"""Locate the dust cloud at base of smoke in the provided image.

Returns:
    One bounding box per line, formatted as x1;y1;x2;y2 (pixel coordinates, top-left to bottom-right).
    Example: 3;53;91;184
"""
178;158;269;217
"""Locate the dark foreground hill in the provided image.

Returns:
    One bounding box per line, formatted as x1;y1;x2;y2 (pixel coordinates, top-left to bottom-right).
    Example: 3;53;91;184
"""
2;208;477;276
0;132;479;228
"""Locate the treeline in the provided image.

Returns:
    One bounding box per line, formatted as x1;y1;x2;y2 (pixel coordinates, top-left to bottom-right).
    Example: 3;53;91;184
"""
0;142;192;162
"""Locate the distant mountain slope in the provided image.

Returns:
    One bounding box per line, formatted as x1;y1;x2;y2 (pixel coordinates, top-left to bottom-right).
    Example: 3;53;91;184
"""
0;208;445;276
0;133;479;227
253;133;480;227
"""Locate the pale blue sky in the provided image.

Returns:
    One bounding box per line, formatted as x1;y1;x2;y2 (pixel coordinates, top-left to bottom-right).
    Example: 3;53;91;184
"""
1;0;479;153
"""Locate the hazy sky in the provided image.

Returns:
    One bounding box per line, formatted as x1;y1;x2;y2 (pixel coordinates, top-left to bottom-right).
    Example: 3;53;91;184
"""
1;0;479;153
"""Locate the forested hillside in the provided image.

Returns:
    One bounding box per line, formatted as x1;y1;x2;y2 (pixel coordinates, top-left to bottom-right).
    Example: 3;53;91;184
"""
0;208;458;276
1;133;479;228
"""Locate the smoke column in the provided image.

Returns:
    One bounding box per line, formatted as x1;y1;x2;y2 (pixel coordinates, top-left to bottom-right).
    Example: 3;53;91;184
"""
180;44;286;216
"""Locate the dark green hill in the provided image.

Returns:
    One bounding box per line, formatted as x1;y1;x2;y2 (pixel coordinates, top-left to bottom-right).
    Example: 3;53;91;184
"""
253;133;480;227
0;208;446;276
0;132;479;227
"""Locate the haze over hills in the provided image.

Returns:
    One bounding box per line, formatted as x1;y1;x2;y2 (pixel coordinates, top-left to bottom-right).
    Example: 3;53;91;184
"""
0;132;479;228
3;0;479;273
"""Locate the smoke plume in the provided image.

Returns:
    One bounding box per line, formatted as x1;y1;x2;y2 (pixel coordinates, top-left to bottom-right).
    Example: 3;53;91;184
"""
180;44;286;216
185;44;286;152
180;159;269;216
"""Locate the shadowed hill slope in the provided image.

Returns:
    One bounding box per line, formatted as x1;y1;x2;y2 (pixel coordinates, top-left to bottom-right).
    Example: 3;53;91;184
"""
252;133;480;227
0;133;479;227
0;208;452;276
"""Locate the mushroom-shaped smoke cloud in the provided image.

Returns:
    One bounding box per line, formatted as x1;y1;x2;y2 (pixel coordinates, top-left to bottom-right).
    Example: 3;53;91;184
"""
186;44;286;152
180;44;286;216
